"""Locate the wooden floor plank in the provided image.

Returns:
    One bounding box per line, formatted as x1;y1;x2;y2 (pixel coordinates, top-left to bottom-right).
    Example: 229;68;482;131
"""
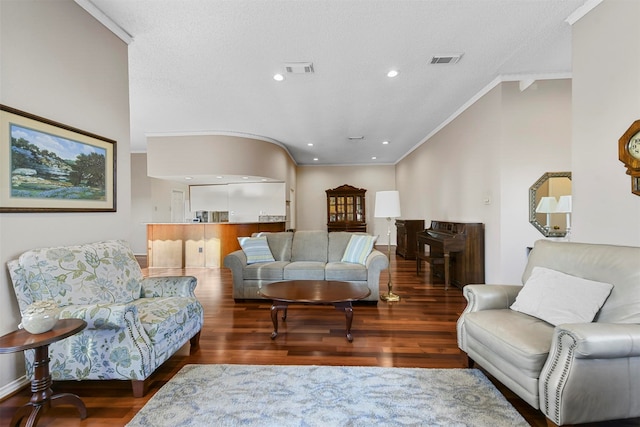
1;250;636;426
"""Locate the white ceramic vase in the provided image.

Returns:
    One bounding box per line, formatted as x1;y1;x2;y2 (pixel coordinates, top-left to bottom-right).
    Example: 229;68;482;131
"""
20;300;60;334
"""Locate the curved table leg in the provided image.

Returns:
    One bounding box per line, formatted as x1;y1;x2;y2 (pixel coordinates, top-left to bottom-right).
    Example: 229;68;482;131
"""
10;403;43;427
270;302;289;339
10;344;87;427
51;393;87;419
334;302;355;342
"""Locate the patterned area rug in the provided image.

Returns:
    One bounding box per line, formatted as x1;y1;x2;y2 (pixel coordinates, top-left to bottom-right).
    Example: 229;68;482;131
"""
127;364;528;426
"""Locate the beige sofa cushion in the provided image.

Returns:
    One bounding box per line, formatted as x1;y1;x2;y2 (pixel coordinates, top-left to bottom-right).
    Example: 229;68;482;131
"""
283;261;326;280
325;262;368;281
243;261;288;280
291;230;328;262
464;309;554;377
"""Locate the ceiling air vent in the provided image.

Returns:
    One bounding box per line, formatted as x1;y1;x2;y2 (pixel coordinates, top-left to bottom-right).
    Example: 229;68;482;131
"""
430;54;463;65
284;62;314;74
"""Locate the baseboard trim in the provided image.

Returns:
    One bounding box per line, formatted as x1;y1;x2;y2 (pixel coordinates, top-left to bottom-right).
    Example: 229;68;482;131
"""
0;375;29;401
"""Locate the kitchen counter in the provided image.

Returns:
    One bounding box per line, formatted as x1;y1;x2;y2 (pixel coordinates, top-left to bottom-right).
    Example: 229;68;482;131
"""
146;222;285;268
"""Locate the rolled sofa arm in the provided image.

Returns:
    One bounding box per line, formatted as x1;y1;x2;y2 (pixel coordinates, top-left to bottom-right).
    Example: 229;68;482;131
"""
462;284;522;313
539;323;640;425
223;250;248;298
141;275;197;298
60;303;138;329
365;249;389;301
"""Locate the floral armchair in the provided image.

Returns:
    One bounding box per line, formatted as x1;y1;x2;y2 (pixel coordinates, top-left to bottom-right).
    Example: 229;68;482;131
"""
7;240;204;397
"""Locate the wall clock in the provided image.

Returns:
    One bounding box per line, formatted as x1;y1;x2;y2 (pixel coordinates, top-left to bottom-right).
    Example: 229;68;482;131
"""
618;119;640;196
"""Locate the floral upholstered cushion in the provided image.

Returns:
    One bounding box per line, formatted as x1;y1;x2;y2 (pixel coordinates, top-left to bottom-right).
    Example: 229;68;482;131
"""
14;240;143;307
132;296;203;361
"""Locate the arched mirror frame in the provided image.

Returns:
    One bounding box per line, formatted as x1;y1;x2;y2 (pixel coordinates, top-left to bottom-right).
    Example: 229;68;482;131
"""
529;171;572;238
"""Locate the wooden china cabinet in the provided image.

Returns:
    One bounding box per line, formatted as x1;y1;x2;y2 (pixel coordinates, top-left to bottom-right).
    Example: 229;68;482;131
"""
326;184;367;232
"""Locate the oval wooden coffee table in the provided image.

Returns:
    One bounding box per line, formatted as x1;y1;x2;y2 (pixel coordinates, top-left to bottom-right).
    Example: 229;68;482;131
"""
258;280;371;342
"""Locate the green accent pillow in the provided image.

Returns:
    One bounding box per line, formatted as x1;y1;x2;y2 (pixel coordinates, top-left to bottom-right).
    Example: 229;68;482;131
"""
341;234;377;265
238;236;275;264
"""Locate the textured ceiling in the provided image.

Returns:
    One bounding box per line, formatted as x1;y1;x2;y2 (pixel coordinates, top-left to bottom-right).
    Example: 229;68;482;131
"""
86;0;591;170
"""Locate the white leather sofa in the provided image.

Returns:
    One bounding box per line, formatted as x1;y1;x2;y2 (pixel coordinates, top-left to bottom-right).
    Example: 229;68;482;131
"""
457;239;640;426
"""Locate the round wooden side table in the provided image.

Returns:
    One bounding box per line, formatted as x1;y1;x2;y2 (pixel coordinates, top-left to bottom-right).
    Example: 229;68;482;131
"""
0;318;87;427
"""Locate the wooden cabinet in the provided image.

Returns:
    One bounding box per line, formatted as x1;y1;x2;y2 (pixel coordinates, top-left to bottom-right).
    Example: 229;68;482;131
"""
326;184;367;232
395;219;424;259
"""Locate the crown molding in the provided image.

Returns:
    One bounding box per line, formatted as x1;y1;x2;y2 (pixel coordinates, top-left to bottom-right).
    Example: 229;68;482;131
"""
565;0;603;26
397;72;572;164
74;0;134;44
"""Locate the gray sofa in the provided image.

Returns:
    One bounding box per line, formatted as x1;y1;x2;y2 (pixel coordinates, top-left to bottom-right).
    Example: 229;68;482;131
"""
224;230;388;302
457;239;640;426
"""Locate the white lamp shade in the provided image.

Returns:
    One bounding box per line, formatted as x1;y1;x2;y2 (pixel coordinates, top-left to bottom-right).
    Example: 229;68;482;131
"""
535;196;557;214
555;195;572;213
374;191;401;218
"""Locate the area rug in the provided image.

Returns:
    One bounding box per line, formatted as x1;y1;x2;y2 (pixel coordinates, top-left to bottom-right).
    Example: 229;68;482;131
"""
126;364;528;427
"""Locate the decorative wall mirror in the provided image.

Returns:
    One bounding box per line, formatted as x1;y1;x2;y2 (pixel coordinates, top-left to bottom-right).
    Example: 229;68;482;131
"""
529;172;572;237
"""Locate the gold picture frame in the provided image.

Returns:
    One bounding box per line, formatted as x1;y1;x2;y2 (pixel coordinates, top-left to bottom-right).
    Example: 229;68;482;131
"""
0;105;116;212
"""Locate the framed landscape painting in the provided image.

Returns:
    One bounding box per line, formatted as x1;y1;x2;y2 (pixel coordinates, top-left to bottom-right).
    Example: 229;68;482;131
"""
0;105;116;212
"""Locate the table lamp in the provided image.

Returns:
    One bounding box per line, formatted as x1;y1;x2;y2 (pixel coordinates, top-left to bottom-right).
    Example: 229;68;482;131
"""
374;191;401;302
535;196;557;231
555;195;572;231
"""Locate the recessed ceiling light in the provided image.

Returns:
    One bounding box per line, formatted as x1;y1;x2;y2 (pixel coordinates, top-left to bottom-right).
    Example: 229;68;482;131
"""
387;70;399;78
307;143;314;146
382;140;389;145
313;158;319;161
371;156;377;160
273;73;284;81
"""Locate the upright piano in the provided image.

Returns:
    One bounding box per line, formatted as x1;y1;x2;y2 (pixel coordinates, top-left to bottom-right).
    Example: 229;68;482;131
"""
416;221;485;289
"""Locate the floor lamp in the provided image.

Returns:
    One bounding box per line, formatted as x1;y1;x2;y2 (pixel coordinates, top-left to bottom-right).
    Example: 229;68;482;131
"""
374;191;401;302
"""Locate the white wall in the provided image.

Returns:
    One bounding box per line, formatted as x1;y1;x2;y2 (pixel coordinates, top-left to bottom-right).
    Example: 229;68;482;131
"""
296;165;396;244
498;80;572;282
571;0;640;245
228;182;286;222
396;79;572;284
131;153;152;254
0;1;130;396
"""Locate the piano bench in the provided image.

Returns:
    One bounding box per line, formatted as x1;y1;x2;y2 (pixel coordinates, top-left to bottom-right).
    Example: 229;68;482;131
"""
416;254;445;275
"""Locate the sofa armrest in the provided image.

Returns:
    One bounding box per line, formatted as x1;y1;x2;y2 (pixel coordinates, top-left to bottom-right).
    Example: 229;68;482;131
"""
462;284;522;313
364;249;389;301
540;323;640;425
60;303;138;329
224;250;248;299
141;276;197;298
224;249;247;269
365;249;388;270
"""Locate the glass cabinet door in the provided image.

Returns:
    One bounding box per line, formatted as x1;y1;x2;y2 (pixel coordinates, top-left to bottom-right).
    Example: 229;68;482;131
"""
326;185;367;232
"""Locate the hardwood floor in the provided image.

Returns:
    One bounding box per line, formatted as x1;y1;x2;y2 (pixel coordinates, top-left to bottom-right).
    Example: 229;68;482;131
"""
0;251;636;426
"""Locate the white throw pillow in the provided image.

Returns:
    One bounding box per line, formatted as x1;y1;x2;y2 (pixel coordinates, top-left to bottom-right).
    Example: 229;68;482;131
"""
341;234;377;265
510;266;613;326
237;236;275;264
